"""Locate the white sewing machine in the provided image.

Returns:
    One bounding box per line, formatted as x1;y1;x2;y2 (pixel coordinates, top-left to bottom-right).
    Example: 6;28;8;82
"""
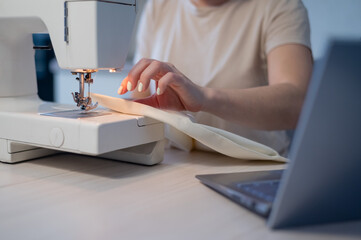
0;0;165;165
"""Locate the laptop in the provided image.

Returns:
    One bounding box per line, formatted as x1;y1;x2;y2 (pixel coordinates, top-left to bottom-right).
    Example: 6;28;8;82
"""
196;40;361;229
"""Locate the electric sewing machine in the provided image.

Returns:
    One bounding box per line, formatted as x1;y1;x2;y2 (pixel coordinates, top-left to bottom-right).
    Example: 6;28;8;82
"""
0;0;165;165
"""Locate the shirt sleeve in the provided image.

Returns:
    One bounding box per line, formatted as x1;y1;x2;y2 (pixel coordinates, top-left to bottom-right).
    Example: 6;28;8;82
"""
133;0;155;64
264;0;311;55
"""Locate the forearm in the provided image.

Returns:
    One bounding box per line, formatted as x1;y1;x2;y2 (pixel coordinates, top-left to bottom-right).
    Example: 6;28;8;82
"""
202;83;306;130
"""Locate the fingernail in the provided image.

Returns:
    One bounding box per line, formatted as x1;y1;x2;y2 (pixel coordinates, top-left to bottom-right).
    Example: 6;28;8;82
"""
138;82;143;92
117;86;123;95
127;81;132;91
156;87;161;95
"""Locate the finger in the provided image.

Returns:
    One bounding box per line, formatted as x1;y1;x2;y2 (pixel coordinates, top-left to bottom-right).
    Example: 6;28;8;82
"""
156;72;179;95
127;58;153;91
138;60;166;93
134;95;160;108
117;76;129;95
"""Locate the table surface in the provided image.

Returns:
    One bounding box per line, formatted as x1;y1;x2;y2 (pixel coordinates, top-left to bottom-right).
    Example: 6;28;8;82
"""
1;149;360;240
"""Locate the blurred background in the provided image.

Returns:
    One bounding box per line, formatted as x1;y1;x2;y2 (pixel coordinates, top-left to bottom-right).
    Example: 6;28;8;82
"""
33;0;361;104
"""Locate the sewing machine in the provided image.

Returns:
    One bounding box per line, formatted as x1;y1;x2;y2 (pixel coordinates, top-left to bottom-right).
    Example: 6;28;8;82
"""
0;0;165;165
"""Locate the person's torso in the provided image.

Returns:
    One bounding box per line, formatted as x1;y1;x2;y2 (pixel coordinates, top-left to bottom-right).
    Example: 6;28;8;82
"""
149;0;270;89
143;0;291;155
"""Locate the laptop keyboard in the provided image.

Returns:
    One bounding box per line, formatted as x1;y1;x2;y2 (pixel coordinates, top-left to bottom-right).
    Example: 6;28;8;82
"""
236;180;280;203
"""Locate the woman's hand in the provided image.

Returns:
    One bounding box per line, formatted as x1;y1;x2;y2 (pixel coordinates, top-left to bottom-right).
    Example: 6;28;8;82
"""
118;58;206;112
117;45;312;130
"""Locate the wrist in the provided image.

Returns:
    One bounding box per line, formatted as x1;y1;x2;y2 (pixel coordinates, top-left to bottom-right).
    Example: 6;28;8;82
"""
200;87;216;113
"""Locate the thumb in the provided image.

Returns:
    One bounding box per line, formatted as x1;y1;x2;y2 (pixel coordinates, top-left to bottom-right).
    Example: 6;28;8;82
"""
117;76;129;95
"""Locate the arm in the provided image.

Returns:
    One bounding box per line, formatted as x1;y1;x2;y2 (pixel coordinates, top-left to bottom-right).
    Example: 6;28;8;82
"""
203;44;313;130
118;44;312;130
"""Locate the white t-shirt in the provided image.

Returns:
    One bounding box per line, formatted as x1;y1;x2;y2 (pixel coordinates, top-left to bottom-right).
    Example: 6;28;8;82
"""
134;0;311;155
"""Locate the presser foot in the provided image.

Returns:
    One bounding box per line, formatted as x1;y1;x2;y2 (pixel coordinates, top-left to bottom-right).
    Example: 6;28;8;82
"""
71;92;98;111
71;71;98;111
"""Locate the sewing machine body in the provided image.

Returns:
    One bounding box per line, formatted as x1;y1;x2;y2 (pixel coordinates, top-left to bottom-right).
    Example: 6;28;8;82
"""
0;0;165;165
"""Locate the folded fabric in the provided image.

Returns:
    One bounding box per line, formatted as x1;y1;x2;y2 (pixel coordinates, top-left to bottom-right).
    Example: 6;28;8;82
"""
91;93;288;162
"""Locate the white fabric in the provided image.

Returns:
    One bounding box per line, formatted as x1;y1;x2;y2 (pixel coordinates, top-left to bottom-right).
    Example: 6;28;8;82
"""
91;93;288;162
134;0;311;156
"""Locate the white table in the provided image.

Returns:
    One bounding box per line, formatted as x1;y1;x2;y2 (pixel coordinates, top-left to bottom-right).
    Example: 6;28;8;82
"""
1;149;360;240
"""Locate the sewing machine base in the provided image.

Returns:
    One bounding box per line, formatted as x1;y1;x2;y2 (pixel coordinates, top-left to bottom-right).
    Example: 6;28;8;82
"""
0;139;165;165
0;97;164;165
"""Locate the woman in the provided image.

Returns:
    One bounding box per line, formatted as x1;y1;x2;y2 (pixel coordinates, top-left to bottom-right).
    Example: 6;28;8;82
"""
118;0;313;155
